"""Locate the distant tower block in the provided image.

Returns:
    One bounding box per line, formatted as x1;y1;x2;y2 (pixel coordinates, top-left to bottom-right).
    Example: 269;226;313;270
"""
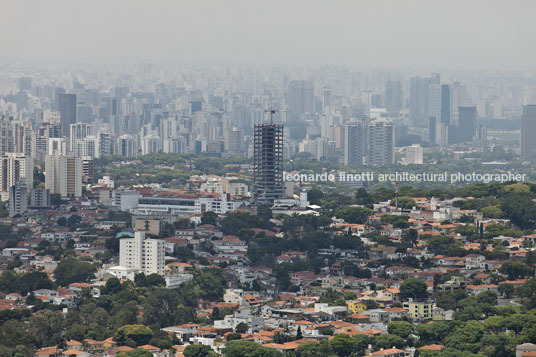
253;118;284;205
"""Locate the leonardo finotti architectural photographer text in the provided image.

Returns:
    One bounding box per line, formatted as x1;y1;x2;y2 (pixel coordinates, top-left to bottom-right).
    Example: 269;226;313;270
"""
284;171;526;184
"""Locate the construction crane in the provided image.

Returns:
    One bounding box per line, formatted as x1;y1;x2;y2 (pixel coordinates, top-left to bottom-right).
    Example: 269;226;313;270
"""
264;108;277;124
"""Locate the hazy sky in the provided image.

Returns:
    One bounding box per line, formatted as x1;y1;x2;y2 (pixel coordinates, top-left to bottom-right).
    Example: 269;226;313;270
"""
1;0;535;70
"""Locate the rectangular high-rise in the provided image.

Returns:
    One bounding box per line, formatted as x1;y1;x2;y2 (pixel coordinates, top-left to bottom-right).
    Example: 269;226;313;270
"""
368;119;395;166
287;80;314;116
9;182;28;217
344;120;367;166
59;93;76;137
45;155;82;198
253;124;284;205
457;106;477;144
0;153;33;201
119;231;165;276
521;105;536;162
409;74;440;127
384;81;403;114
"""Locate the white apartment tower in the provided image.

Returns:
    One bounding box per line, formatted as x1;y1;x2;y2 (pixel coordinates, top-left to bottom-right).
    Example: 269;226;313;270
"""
45;155;82;197
119;231;165;276
0;153;33;201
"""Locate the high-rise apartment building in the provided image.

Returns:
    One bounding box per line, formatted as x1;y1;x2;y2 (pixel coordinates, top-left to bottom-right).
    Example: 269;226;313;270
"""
402;144;424;165
45;155;82;197
520;105;536;162
384;81;403;114
0;153;33;201
368;119;395;166
9;181;28;216
119;231;165;276
409;74;440;127
253;124;284;205
449;106;477;144
287;80;314;116
59;93;76;137
116;134;137;157
344;120;367;166
70;123;92;152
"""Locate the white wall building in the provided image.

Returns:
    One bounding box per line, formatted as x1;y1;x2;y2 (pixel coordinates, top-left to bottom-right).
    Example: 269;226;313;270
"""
45;155;82;197
119;231;165;276
0;153;33;201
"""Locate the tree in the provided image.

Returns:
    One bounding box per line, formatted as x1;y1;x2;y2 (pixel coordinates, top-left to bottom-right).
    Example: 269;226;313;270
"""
114;325;153;346
296;326;303;340
223;340;284;357
402;229;419;247
387;321;413;339
499;260;531;280
416;322;451;345
296;341;332;357
28;309;64;347
184;344;218;357
400;278;428;300
235;322;249;333
501;193;536;229
481;206;504;219
57;217;67;226
53;259;96;286
394;196;417;210
102;277;122;295
67;215;82;228
374;334;405;349
336;207;373;224
329;334;354;357
117;350;154;357
498;283;514;298
201;211;218;226
227;332;241;341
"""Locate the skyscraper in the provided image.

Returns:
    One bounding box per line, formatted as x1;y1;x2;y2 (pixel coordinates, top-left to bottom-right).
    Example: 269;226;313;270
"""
253;123;284;205
59;93;76;137
45;155;82;197
384;81;403;114
9;181;28;217
368;119;395;166
440;85;451;126
344;120;367;166
521;105;536;162
409;74;439;127
456;106;477;144
287;80;314;116
0;153;33;201
322;87;332;113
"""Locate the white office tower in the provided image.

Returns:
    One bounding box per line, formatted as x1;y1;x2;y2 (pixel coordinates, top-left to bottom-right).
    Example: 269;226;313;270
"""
402;144;424;165
9;181;28;216
344;120;367;166
0;153;33;201
47;138;67;156
368;119;395;166
119;231;165;276
45;155;82;198
69;123;92;152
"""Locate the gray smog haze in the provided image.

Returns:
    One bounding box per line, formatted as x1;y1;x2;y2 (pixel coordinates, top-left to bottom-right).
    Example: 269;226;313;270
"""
1;0;535;70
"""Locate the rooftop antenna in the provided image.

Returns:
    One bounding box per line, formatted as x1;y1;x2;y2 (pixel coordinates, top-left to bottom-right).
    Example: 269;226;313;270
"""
265;108;277;125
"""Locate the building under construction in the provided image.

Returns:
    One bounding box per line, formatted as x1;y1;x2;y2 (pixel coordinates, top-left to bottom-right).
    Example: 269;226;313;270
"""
253;123;284;205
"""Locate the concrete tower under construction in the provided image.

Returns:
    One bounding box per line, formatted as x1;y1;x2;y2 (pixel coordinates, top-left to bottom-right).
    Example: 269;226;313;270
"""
253;123;284;205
